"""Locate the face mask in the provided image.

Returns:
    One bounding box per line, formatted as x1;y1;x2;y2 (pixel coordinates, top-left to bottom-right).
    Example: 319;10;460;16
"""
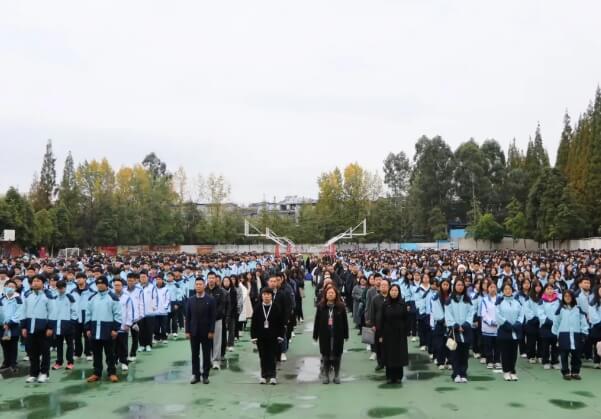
5;287;15;296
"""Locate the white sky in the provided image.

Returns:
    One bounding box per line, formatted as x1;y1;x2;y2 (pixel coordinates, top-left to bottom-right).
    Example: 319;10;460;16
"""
1;0;600;203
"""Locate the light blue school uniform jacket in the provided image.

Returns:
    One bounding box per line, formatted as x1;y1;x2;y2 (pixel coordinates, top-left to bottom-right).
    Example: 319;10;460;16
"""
49;292;78;335
495;296;525;340
85;291;122;341
21;289;55;333
552;305;589;351
445;295;475;344
538;298;561;339
0;294;24;336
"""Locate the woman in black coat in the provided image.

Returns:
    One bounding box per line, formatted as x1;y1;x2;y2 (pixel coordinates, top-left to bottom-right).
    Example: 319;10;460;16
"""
378;284;409;384
313;285;349;384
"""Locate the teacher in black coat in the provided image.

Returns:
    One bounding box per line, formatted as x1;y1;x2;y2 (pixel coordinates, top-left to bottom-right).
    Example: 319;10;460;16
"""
313;285;349;384
377;284;409;384
185;278;216;384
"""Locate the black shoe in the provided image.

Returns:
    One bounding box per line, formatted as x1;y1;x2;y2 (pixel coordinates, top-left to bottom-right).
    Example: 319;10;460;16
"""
375;365;384;372
562;374;571;381
190;376;200;384
202;377;210;384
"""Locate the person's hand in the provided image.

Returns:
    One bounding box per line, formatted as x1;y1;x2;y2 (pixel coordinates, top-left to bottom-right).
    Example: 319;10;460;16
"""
459;327;464;333
123;326;130;332
208;332;214;340
174;305;179;310
185;333;191;340
46;329;53;337
372;326;376;332
132;324;139;332
21;329;28;338
379;337;383;343
86;331;92;338
3;324;8;330
110;331;117;339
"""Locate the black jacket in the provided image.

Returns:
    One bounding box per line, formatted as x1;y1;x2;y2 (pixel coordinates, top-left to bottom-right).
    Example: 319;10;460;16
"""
378;298;409;367
185;294;216;338
206;285;227;320
250;302;285;342
313;303;349;357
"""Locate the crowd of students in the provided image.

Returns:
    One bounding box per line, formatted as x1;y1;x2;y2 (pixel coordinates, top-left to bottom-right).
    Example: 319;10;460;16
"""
1;248;601;387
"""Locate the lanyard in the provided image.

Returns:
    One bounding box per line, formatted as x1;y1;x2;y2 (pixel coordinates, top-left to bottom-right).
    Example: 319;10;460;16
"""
262;304;272;320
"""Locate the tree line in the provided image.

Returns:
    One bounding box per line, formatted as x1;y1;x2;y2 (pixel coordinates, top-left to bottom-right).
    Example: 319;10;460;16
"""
1;87;600;251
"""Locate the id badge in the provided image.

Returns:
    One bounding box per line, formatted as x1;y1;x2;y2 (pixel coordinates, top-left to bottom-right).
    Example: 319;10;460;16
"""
328;317;333;327
264;320;269;329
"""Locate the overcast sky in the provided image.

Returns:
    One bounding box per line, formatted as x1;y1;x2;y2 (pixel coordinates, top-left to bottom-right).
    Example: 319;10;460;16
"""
1;1;600;204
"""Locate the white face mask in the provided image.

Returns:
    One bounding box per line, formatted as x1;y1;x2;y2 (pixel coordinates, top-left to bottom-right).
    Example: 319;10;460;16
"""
5;287;15;296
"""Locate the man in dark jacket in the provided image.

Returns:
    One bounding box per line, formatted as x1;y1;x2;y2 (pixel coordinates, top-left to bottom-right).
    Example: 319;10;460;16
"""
251;287;284;384
370;279;390;371
185;278;216;384
206;272;226;369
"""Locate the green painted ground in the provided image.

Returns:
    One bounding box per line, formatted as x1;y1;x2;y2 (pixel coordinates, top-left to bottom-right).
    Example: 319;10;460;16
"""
2;285;601;419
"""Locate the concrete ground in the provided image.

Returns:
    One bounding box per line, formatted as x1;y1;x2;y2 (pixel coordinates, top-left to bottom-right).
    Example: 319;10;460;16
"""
1;285;601;419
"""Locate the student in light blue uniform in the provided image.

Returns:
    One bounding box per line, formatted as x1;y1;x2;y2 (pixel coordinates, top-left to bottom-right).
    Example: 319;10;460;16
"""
71;272;93;360
444;278;475;383
415;273;432;351
480;281;500;369
21;275;55;383
153;274;171;344
573;276;594;360
112;278;134;372
523;280;543;363
50;280;78;370
0;280;24;373
496;283;525;381
552;290;589;380
538;283;560;369
166;272;184;338
85;276;122;382
589;285;601;368
431;278;451;369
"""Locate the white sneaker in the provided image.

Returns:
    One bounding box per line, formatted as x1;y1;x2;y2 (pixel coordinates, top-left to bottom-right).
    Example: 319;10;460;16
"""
259;377;267;384
411;337;417;342
552;364;561;370
474;353;481;359
37;374;48;383
479;358;486;364
23;356;30;361
212;363;220;370
86;356;93;362
227;347;234;352
172;333;178;339
280;353;287;362
291;332;296;338
454;376;462;383
366;345;371;351
520;353;527;358
121;364;129;372
152;340;158;345
510;374;518;381
269;378;277;385
543;364;551;370
162;340;168;345
145;346;152;352
486;363;493;369
369;353;376;361
594;363;601;370
446;364;452;370
25;376;37;383
460;377;468;383
438;364;446;370
419;346;427;351
137;347;144;352
503;373;511;381
127;357;136;363
494;363;502;370
528;358;536;364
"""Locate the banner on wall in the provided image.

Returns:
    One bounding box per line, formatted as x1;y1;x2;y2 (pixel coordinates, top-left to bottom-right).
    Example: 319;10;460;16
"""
196;245;214;255
98;246;118;256
149;245;180;254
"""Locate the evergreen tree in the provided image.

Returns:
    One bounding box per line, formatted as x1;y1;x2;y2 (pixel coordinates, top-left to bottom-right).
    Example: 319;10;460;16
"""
556;111;572;174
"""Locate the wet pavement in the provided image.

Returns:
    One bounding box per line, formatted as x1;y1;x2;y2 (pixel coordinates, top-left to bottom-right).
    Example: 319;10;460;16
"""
2;285;601;418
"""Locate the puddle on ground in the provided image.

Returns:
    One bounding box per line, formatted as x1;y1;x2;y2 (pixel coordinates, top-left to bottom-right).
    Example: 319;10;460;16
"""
435;386;457;393
171;360;188;367
194;398;214;406
367;407;408;417
441;403;459;411
467;375;494;382
366;374;387;382
572;391;594;398
0;365;29;379
0;393;87;418
114;403;187;418
378;383;403;389
345;348;365;352
296;357;321;382
548;399;587;410
475;386;488;391
261;403;293;415
508;402;525;408
224;357;243;373
405;371;440;381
